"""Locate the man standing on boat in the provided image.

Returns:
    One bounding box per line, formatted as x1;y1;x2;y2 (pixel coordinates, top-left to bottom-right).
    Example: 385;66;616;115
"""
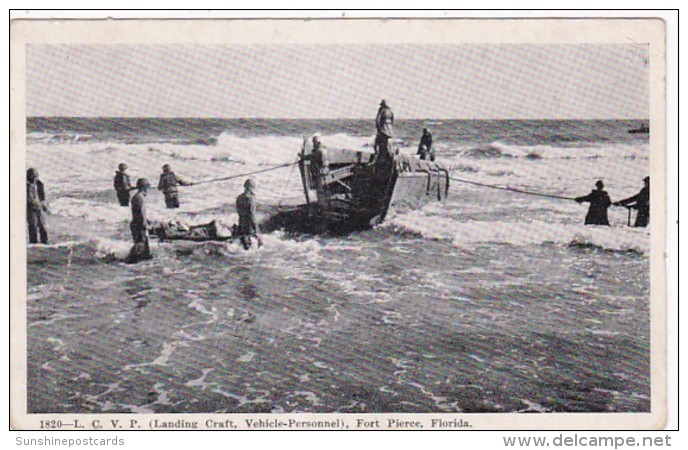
158;164;193;209
236;178;261;250
375;99;394;159
575;180;612;226
417;128;433;161
614;176;650;227
310;134;329;185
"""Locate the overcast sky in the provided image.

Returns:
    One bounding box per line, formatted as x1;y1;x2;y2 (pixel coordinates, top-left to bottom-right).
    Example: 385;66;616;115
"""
26;44;649;119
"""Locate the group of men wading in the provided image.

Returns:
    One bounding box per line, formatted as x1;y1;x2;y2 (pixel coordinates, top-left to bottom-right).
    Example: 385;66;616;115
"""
575;177;650;228
114;164;259;261
26;99;650;255
113;163;194;209
25;162;258;261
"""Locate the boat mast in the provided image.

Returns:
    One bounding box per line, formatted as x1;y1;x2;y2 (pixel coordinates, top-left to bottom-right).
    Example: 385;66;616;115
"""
298;137;312;213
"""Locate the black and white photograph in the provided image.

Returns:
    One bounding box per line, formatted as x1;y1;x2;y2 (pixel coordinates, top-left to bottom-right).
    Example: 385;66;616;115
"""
10;16;668;431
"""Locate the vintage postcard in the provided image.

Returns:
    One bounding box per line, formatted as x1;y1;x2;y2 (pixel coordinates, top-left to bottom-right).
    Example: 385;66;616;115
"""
10;17;667;430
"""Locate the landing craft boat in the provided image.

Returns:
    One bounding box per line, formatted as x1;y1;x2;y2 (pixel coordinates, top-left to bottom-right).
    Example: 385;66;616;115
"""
297;138;450;231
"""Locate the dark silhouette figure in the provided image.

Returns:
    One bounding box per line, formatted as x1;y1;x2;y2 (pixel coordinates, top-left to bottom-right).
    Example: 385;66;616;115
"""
417;128;434;160
310;135;329;180
236;178;261;250
158;164;193;209
575;180;612;226
26;168;49;244
113;163;133;207
374;99;394;160
127;178;152;262
614;176;649;228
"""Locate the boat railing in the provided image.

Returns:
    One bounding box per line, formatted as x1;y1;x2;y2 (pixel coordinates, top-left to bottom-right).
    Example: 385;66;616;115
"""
321;165;356;185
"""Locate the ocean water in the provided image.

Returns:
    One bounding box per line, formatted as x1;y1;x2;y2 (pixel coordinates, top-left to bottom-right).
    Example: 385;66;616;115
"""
26;118;650;413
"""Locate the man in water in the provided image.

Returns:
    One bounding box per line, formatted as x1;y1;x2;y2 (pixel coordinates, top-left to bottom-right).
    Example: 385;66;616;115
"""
575;180;612;226
26;168;49;244
236;178;261;250
158;164;193;209
375;99;394;159
614;176;650;227
129;178;152;261
417;128;433;160
113;163;133;206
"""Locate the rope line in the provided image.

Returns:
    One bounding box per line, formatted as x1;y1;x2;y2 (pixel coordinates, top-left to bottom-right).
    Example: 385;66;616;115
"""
447;174;579;201
192;161;299;186
448;174;631;209
189;161;624;209
276;161;298;211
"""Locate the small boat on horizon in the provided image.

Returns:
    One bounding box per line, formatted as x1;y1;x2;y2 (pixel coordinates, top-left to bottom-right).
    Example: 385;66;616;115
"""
628;124;649;134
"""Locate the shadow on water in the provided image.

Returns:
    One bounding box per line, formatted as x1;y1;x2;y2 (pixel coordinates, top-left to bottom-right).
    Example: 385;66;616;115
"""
125;277;154;311
235;267;261;302
60;188;117;203
567;241;645;257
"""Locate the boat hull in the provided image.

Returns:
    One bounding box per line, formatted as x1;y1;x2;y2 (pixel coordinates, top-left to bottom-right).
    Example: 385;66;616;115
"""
299;144;449;231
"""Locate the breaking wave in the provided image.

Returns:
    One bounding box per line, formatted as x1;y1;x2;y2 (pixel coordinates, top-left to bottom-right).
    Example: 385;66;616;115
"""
385;205;649;254
447;141;648;161
28;238;134;264
460;143;512;159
